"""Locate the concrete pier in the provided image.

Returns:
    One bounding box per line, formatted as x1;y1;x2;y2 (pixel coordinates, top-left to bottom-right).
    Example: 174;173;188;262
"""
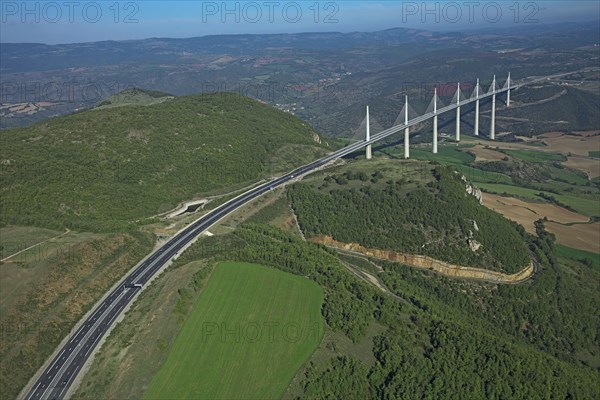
433;88;438;154
404;95;410;159
366;106;372;159
490;75;496;140
474;78;480;136
455;83;461;142
507;72;511;107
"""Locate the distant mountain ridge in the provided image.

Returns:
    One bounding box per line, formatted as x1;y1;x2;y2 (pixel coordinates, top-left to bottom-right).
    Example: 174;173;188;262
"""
2;21;598;73
0;28;453;73
1;21;598;133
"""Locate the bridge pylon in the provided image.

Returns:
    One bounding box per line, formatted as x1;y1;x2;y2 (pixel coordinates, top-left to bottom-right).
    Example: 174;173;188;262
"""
506;72;511;107
404;95;410;159
455;83;461;142
365;106;372;159
433;87;438;154
490;75;497;140
474;78;480;136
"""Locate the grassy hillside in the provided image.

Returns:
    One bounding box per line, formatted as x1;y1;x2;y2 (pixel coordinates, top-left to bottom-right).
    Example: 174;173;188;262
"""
287;160;530;274
0;93;327;231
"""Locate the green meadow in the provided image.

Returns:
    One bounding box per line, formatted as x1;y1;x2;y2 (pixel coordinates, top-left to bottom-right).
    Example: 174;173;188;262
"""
556;244;600;272
143;262;324;400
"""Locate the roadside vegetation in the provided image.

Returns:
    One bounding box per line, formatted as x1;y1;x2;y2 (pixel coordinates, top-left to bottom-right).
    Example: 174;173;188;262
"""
0;228;153;400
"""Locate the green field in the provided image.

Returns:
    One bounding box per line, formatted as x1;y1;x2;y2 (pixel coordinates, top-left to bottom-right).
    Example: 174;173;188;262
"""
403;142;599;217
477;183;600;216
143;262;324;400
504;149;566;163
409;147;512;184
548;166;590;186
0;226;62;260
410;146;474;166
556;244;600;272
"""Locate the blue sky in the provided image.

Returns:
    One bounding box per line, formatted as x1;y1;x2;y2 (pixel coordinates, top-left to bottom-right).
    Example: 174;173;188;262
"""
1;1;599;44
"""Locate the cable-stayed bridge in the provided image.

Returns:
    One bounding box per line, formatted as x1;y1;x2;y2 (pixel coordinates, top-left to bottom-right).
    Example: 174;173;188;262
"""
354;71;565;161
323;70;582;164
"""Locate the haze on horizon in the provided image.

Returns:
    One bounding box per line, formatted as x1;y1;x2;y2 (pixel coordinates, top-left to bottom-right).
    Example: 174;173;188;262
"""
1;0;599;45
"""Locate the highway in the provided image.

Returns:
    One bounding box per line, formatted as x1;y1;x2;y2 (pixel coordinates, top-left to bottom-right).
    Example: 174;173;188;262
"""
23;73;559;400
24;154;334;400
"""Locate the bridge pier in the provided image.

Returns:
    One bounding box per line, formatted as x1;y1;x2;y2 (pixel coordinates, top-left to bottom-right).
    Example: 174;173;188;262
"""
474;78;480;136
433;88;438;154
490;75;496;140
507;72;511;107
455;83;461;142
366;106;372;159
404;95;410;159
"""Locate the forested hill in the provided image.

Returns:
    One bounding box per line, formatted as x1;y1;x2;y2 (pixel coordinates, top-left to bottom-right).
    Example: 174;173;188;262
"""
204;223;600;398
288;163;530;274
0;93;327;231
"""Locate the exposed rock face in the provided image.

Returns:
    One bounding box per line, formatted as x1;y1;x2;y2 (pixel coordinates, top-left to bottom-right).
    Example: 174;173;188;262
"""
466;184;483;204
467;224;482;252
462;175;483;204
468;238;482;252
312;132;322;144
312;236;534;284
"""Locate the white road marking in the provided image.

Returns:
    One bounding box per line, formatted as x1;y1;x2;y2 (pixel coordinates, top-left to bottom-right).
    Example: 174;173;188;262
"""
48;350;65;371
